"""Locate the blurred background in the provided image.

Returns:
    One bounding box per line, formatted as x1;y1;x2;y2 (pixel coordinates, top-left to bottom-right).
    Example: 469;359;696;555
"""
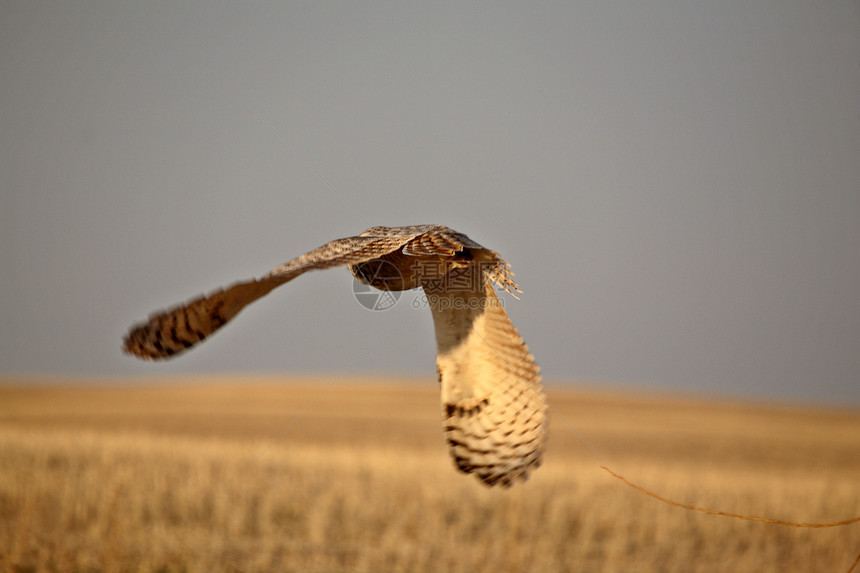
2;1;858;405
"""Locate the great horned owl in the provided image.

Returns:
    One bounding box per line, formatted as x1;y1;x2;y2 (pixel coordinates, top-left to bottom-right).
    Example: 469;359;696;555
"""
123;225;546;487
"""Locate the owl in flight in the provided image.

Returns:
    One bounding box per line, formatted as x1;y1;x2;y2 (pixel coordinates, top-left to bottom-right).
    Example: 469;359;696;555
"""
123;225;546;487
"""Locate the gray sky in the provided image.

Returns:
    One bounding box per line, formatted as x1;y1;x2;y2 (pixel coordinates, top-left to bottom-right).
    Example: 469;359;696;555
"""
2;1;858;405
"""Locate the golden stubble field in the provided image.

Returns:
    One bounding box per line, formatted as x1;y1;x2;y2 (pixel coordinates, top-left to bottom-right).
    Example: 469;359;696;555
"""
1;376;858;573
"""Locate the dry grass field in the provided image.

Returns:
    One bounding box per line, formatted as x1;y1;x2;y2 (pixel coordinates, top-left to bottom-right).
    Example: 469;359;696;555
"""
1;376;858;573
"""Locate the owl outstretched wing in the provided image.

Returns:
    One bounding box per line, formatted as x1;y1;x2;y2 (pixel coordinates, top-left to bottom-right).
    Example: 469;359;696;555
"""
122;227;431;360
425;267;546;487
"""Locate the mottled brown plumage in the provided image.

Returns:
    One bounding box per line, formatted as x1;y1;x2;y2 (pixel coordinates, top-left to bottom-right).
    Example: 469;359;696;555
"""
123;225;546;486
